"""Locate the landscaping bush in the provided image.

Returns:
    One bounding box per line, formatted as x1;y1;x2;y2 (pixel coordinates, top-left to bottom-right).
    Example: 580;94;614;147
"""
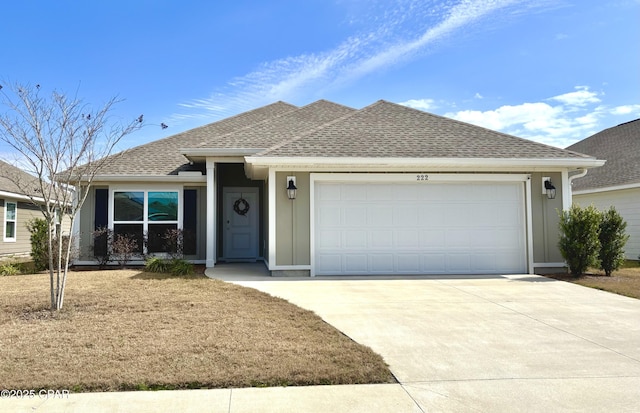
26;218;49;271
145;257;170;273
599;207;629;276
169;259;193;276
111;233;139;268
558;204;602;276
0;262;21;276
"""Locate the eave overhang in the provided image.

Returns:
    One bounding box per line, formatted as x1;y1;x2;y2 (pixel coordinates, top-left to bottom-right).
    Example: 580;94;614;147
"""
244;156;606;179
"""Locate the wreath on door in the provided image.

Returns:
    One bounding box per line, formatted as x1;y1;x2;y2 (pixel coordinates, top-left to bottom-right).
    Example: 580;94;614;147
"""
233;198;250;216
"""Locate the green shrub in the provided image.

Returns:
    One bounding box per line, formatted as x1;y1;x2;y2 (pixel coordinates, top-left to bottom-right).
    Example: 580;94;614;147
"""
558;204;602;276
599;207;629;276
169;259;193;276
145;257;170;273
27;218;49;271
0;262;21;276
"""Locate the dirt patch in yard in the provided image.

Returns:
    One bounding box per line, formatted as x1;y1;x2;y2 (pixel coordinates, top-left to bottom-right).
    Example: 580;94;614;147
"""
0;270;394;392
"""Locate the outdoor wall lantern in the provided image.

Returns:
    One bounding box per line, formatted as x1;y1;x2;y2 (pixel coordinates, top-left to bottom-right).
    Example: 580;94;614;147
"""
286;176;297;200
543;177;556;200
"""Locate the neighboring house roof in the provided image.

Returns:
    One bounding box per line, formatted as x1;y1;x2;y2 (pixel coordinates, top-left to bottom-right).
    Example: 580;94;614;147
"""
79;99;602;179
0;160;43;199
566;119;640;191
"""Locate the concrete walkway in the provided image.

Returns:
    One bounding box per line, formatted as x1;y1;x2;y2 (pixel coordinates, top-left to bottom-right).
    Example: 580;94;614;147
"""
7;266;640;412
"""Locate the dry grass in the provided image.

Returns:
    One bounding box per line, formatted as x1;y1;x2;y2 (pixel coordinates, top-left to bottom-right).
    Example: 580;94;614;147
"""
545;262;640;299
0;270;394;392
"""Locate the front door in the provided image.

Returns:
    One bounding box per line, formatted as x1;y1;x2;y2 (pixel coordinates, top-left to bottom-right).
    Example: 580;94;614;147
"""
223;187;259;261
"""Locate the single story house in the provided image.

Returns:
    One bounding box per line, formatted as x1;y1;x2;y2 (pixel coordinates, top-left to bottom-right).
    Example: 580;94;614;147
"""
566;119;640;260
0;160;54;260
73;100;604;275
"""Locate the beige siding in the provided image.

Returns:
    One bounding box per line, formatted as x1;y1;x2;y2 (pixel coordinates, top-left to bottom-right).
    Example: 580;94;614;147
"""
530;172;565;265
275;172;310;266
574;188;640;260
1;198;43;259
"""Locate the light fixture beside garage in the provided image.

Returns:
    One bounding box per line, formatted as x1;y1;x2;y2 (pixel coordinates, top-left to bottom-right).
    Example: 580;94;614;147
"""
286;176;297;200
543;177;556;199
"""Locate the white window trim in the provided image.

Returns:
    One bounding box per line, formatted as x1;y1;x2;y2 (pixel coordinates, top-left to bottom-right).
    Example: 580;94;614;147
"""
108;186;183;254
3;200;17;242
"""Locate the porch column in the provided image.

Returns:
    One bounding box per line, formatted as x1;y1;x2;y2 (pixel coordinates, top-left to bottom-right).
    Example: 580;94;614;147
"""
206;159;216;268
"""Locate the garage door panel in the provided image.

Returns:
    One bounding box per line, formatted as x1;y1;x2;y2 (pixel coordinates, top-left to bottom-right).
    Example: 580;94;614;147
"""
317;230;342;248
396;254;420;272
395;207;419;226
317;254;342;273
345;231;367;248
370;230;393;248
345;254;368;273
315;181;527;275
369;254;394;273
344;207;367;226
396;230;420;248
318;207;342;226
368;206;393;226
421;230;446;247
368;184;394;201
447;254;472;273
343;185;367;201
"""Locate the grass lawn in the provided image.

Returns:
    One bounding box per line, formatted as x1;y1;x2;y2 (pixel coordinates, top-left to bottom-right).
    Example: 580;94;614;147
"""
544;261;640;299
0;269;394;392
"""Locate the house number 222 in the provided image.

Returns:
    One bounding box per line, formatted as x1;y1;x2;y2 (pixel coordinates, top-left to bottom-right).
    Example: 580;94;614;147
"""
416;174;429;181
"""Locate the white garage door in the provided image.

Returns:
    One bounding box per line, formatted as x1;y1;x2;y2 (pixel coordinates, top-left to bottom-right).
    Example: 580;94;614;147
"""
314;180;527;275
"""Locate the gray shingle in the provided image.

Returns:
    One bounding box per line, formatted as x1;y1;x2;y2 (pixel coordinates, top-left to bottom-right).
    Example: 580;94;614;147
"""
94;101;298;176
566;119;640;190
193;99;355;150
257;100;595;159
0;160;42;197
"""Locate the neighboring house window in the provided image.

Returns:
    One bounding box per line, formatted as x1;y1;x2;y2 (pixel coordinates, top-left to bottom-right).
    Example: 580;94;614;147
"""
112;190;180;254
4;201;17;242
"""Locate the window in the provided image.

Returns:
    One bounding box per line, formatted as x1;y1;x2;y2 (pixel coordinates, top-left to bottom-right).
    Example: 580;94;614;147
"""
112;190;180;254
4;201;17;242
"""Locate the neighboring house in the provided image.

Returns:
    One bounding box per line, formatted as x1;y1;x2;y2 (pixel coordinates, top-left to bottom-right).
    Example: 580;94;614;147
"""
566;119;640;260
0;160;50;260
73;100;603;275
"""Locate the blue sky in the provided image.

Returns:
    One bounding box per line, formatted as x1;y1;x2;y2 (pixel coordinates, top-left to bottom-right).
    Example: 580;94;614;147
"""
1;0;638;159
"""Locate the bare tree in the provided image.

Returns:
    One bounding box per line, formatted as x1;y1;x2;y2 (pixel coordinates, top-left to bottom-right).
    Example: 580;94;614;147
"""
0;82;143;310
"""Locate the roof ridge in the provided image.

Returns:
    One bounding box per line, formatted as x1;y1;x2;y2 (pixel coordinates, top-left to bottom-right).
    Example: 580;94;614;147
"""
190;99;350;149
253;101;373;156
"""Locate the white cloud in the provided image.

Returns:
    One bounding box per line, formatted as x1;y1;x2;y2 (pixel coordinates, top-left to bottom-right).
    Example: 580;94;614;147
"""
474;93;483;99
441;86;638;147
171;0;548;122
550;86;601;107
399;98;436;111
610;104;640;115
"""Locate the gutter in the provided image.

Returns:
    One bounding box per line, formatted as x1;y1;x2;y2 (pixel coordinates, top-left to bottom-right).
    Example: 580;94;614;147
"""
568;168;588;187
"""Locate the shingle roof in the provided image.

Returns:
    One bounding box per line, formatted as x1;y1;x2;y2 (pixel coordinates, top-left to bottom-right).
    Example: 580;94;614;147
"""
0;160;42;197
86;98;599;178
257;100;595;159
94;101;298;176
566;119;640;191
193;99;355;150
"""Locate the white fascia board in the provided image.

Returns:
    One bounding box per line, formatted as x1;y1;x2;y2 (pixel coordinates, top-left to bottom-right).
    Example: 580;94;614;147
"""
310;172;531;183
0;190;67;206
245;156;605;171
573;182;640;195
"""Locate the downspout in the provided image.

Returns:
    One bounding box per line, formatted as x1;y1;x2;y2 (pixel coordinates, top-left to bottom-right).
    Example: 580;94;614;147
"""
567;169;588;208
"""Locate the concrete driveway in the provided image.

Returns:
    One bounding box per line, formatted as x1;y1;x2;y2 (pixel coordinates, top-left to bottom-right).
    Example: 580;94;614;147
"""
228;271;640;412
